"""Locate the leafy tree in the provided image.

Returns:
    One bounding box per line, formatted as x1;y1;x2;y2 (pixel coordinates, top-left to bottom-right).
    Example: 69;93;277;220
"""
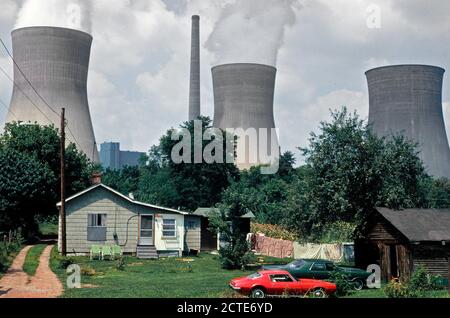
102;165;140;196
138;116;239;211
209;188;255;269
299;108;429;239
0;122;94;237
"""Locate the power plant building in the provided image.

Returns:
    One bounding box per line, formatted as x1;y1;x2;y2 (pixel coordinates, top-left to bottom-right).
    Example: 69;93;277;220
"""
6;26;99;162
99;142;145;170
366;64;450;178
212;63;279;170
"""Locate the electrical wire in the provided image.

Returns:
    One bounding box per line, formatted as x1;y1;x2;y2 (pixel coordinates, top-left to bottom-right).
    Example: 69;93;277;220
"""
0;38;97;156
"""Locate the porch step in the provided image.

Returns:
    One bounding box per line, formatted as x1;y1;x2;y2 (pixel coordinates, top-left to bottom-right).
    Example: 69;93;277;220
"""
137;245;158;259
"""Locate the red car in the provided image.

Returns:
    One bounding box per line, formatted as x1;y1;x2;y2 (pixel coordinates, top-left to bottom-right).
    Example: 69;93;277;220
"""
230;270;337;298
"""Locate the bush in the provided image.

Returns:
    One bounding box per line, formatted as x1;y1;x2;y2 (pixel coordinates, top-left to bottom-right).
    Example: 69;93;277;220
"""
383;266;442;298
58;257;75;270
115;257;126;271
328;270;353;296
0;230;24;273
219;238;256;270
383;278;412;298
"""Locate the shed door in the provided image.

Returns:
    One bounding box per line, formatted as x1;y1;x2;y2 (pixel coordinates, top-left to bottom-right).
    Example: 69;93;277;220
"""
139;215;154;246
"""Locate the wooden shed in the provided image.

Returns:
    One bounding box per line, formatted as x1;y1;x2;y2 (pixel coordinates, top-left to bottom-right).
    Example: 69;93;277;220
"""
355;207;450;282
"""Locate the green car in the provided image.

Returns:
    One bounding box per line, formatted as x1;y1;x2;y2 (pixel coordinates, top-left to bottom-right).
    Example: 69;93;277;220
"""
262;259;370;290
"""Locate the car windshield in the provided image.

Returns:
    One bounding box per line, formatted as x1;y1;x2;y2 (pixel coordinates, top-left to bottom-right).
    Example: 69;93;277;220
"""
247;273;262;279
289;260;305;268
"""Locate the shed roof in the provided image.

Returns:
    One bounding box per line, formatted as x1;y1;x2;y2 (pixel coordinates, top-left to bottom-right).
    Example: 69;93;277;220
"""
193;207;255;219
375;207;450;242
56;183;188;215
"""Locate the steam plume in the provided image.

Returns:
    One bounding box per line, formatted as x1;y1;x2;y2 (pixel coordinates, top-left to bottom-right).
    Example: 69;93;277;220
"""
15;0;92;34
206;0;298;66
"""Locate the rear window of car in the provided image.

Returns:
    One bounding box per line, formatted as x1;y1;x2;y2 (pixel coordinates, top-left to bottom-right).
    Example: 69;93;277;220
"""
290;260;305;268
247;273;262;279
311;262;327;270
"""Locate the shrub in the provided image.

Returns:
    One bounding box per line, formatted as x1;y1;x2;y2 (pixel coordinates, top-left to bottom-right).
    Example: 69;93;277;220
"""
220;238;256;270
383;266;441;298
328;270;353;296
58;257;75;269
115;257;126;271
383;278;412;298
0;230;24;273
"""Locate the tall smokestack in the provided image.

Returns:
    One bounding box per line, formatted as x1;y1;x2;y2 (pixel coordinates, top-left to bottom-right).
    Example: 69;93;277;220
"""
366;64;450;178
188;15;200;121
212;63;279;170
6;26;99;162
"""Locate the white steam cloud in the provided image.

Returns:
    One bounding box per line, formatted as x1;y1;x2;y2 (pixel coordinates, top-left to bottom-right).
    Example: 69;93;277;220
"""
206;0;299;66
15;0;92;34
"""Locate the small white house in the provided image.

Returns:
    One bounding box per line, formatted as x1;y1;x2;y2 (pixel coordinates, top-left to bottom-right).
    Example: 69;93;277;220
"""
57;183;195;258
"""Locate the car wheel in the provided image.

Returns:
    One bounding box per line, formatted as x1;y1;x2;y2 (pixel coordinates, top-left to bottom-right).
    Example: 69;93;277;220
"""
353;279;364;291
309;288;326;298
251;288;266;298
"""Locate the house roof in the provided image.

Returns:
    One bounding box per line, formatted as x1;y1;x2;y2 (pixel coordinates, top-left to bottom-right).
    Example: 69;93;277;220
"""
193;207;255;219
56;183;188;215
375;207;450;242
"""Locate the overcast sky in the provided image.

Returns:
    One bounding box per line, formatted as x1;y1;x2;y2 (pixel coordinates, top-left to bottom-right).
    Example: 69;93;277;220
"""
0;0;449;163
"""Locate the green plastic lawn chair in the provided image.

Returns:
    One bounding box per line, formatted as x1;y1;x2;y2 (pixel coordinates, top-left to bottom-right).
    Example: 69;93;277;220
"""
90;245;101;260
112;245;123;260
101;245;113;260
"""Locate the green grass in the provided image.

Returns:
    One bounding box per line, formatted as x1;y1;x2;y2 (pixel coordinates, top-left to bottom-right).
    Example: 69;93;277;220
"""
50;250;256;298
38;221;58;237
343;286;449;298
48;249;450;298
23;244;47;276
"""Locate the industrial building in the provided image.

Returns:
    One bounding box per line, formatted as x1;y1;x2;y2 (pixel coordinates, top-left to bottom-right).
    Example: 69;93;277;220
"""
212;63;279;170
99;142;145;170
366;65;450;179
6;26;99;162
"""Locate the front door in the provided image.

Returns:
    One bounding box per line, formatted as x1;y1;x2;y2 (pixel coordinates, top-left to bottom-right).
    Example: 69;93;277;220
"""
139;215;154;245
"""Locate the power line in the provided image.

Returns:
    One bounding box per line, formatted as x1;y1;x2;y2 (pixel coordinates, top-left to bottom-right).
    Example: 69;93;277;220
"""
0;38;90;154
0;64;54;125
0;96;18;120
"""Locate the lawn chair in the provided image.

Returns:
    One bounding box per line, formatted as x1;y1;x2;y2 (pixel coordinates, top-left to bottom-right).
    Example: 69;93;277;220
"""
90;245;101;260
112;245;123;260
101;245;113;260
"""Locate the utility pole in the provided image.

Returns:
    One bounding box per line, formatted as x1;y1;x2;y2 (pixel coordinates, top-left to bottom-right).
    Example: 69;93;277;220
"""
60;108;66;256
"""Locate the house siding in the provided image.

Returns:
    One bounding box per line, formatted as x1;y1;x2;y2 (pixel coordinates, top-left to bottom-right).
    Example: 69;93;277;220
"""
58;186;185;255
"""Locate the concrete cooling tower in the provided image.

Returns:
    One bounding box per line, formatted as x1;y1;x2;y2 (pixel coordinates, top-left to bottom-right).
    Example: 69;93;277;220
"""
366;64;450;178
212;63;279;170
6;27;99;162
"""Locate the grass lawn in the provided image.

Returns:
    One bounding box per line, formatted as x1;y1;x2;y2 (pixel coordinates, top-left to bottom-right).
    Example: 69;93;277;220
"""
48;249;449;298
23;244;47;276
50;249;257;298
344;287;449;298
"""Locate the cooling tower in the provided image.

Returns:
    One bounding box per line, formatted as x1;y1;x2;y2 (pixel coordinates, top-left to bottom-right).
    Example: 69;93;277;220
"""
212;63;279;169
6;27;99;162
188;15;200;121
366;64;450;178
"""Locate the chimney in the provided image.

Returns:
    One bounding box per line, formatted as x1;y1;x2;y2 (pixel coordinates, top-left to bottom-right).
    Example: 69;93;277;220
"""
91;172;102;185
188;15;201;121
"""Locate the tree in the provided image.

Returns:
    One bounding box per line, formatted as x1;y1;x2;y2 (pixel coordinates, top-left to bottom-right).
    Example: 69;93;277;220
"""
299;108;429;239
0;122;94;237
138;116;239;211
102;165;140;196
209;188;255;269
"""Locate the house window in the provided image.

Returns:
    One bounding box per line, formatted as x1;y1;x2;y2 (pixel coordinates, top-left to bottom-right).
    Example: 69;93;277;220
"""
187;221;197;230
162;219;176;238
88;214;107;227
87;214;107;241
